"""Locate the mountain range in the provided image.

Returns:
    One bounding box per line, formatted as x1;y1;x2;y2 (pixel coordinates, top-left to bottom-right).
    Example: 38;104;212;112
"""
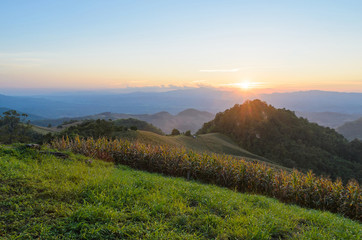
32;109;215;134
2;88;362;132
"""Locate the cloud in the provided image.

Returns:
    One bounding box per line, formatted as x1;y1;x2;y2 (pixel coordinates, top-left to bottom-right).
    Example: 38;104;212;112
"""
199;68;240;73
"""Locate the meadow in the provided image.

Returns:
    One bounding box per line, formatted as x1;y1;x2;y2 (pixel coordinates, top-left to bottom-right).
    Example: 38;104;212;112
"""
51;136;361;221
0;145;361;239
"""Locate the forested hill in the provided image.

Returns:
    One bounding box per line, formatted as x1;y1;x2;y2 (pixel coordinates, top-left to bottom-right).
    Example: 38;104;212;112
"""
198;99;362;182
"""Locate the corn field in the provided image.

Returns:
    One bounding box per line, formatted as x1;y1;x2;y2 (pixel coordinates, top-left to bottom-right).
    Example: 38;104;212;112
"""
51;136;361;221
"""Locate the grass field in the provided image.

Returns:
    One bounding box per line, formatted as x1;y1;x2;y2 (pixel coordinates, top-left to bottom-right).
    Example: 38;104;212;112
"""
115;130;276;164
0;145;361;239
31;124;275;165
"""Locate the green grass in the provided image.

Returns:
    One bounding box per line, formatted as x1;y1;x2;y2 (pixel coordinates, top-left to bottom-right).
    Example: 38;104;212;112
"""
0;146;361;239
117;131;276;164
31;124;60;134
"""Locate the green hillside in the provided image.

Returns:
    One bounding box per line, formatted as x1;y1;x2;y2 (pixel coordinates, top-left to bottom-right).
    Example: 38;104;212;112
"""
1;146;361;239
31;125;60;135
29;118;271;165
106;130;273;165
198;99;362;182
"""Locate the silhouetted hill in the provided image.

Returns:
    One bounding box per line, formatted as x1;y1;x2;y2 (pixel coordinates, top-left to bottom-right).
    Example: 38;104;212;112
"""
337;118;362;140
198;99;362;182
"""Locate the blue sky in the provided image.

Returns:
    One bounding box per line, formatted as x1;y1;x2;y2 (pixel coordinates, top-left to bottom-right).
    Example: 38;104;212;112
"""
1;0;362;92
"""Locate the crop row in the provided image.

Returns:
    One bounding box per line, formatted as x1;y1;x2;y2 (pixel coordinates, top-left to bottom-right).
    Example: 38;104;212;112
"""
51;136;361;221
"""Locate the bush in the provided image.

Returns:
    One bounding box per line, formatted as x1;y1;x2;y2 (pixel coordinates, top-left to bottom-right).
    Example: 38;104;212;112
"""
171;129;180;136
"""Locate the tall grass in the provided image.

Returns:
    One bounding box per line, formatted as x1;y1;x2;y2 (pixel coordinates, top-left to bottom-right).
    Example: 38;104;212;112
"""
51;136;361;221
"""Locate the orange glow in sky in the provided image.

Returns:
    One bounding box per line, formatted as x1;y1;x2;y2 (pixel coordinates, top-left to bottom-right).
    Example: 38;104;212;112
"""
1;1;362;93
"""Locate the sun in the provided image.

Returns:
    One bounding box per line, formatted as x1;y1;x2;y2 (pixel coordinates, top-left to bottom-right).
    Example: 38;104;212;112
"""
233;81;252;90
240;81;251;90
226;80;260;91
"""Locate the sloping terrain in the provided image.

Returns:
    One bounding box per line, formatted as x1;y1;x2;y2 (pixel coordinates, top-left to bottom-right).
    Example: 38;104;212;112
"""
199;99;362;182
337;117;362;140
108;130;272;164
1;146;361;239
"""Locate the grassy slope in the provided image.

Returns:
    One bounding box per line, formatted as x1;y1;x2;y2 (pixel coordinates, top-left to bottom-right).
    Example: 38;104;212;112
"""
117;131;273;163
35;124;272;165
31;125;60;134
0;146;361;239
31;121;276;166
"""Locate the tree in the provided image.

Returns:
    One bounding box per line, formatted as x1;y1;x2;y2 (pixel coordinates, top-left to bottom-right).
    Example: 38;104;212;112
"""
171;128;180;136
185;130;191;136
0;110;31;143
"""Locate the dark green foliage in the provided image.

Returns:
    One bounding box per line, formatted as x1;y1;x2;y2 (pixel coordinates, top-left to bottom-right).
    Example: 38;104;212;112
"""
171;128;181;135
59;119;123;139
113;118;163;135
52;137;362;221
61;119;78;125
198;100;362;182
0;110;43;144
185;130;192;136
58;118;163;139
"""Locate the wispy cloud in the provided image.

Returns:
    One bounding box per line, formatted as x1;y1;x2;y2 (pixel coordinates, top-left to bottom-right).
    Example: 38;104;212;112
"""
199;68;240;73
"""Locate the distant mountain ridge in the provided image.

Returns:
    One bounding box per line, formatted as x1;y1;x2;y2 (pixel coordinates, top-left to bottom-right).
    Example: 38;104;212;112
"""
2;89;362;119
259;90;362;114
0;88;242;118
32;109;215;134
337;118;362;140
295;111;362;128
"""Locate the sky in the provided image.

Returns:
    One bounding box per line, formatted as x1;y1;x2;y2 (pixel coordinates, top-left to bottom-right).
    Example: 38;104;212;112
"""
1;0;362;93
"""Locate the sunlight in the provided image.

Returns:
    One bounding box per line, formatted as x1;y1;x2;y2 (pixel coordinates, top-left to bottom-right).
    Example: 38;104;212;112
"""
240;81;251;90
231;81;254;90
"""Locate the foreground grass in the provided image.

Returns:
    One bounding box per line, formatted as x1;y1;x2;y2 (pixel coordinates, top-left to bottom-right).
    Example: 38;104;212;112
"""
0;146;361;239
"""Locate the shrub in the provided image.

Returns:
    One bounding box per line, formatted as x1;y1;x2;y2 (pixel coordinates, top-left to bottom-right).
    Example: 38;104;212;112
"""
171;129;180;136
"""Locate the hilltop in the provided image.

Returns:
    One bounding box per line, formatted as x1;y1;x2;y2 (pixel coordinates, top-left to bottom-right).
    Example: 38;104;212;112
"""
198;99;362;182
